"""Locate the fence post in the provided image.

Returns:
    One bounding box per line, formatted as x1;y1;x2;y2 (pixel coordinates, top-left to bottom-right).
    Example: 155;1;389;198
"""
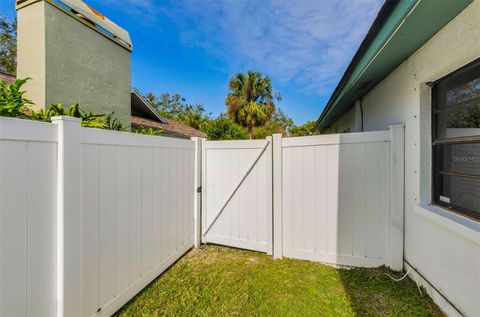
192;137;202;248
265;136;273;255
201;138;207;243
51;116;83;317
389;124;405;271
272;134;283;259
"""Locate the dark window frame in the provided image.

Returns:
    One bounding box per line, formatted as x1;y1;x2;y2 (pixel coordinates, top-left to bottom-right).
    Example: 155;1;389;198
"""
432;59;480;222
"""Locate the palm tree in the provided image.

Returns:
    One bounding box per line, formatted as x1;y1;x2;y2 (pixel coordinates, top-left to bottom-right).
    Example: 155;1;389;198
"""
225;70;280;139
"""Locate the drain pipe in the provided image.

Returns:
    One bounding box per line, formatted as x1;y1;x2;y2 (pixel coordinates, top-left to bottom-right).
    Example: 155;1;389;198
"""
354;99;364;132
403;259;466;317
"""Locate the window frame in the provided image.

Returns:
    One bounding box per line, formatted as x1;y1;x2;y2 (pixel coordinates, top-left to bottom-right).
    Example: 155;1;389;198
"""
431;59;480;222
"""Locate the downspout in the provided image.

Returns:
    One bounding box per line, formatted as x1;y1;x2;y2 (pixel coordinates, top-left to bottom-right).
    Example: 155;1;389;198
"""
354;99;364;132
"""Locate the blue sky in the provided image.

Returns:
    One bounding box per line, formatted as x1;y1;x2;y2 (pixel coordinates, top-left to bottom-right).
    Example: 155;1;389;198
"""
2;0;383;124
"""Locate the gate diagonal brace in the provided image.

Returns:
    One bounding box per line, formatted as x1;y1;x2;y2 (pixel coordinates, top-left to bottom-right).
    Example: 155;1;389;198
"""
203;140;270;236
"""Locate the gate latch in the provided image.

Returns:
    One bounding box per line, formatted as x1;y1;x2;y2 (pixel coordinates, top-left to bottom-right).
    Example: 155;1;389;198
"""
197;186;202;193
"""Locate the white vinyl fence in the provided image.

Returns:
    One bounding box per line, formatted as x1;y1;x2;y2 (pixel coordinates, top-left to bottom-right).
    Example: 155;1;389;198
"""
199;125;404;270
80;126;195;316
0;118;58;317
0;116;196;317
273;125;405;269
0;115;405;317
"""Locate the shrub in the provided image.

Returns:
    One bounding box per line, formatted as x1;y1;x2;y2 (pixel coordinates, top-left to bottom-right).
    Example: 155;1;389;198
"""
132;126;162;136
31;103;126;131
201;114;248;140
1;79;162;136
104;112;126;131
0;78;32;117
289;121;316;136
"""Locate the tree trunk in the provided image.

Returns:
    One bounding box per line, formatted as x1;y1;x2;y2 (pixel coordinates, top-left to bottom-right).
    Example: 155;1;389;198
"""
248;126;253;140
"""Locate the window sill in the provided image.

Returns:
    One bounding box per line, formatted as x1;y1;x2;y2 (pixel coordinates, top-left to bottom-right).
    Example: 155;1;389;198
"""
414;204;480;244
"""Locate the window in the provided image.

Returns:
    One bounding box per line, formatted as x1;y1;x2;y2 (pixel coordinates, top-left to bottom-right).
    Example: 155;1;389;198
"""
433;60;480;221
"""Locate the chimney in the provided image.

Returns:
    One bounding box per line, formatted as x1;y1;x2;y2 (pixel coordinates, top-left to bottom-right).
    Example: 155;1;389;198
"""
16;0;132;126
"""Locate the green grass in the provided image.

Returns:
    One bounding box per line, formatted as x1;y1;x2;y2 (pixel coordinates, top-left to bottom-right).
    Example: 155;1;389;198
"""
115;245;444;317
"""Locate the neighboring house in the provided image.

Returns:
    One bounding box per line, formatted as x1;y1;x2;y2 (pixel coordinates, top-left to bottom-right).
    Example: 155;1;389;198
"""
315;1;479;317
17;0;132;126
131;89;206;139
0;71;205;139
11;0;205;139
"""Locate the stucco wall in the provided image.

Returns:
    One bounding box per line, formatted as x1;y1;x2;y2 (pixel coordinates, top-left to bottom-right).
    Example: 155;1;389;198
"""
17;1;131;126
17;1;46;108
322;106;355;134
327;2;480;316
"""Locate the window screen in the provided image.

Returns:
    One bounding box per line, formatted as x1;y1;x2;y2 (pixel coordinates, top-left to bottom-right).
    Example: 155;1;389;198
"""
433;60;480;221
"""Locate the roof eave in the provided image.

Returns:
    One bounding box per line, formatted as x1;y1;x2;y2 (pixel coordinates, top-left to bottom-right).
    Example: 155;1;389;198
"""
315;0;473;132
314;0;401;132
131;88;168;124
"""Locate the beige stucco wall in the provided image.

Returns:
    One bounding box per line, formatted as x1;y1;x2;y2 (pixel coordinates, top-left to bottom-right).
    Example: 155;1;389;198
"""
17;0;131;126
327;2;480;316
17;1;46;108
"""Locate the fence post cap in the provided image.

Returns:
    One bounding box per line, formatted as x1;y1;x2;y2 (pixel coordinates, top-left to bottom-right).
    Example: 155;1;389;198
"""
51;116;82;123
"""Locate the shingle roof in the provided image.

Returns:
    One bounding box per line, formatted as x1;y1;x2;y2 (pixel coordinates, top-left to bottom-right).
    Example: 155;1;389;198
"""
131;115;206;139
0;71;15;84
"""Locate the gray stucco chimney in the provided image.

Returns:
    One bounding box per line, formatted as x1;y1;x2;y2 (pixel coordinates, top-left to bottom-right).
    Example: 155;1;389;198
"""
16;0;133;126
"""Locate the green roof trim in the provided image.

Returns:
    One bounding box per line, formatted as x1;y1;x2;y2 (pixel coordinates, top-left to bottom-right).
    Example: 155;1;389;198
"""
315;0;473;132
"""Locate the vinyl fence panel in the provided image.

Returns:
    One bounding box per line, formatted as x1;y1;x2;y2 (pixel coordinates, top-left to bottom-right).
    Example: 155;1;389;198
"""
80;126;196;317
0;118;58;317
0;117;197;317
276;127;404;268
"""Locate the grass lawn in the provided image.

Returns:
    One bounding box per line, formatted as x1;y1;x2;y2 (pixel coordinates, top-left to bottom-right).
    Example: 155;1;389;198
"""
115;245;443;317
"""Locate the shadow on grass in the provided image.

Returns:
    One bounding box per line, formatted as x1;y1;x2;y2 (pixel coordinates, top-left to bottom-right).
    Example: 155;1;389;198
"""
114;246;445;317
337;266;445;317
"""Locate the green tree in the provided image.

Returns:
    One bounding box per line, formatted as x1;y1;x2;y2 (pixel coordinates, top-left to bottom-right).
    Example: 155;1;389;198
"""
145;92;210;129
178;104;209;130
289;120;316;136
146;92;187;119
201;114;248;140
225;70;280;139
0;16;16;74
252;108;293;139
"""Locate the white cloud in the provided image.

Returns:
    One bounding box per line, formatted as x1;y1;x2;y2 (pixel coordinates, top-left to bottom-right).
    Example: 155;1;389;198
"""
167;0;383;95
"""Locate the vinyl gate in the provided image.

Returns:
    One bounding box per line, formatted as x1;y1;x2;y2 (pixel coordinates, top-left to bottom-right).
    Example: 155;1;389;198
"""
201;138;273;254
